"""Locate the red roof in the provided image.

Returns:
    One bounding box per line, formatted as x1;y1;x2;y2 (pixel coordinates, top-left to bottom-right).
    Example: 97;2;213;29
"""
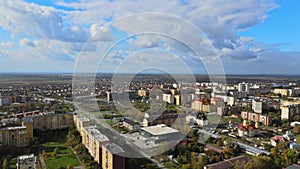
238;123;256;131
271;136;285;142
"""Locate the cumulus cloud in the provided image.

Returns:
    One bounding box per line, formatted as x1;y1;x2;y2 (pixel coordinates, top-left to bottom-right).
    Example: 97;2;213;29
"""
19;38;36;47
0;0;88;42
89;24;114;41
1;0;298;73
0;41;14;48
57;0;278;60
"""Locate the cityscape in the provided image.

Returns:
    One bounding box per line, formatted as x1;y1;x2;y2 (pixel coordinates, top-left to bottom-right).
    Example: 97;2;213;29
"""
0;74;300;169
0;0;300;169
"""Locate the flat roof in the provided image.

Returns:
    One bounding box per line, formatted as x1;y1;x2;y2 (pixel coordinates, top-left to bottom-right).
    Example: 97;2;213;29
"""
104;143;124;154
75;114;90;122
17;154;36;169
141;124;179;136
85;126;109;142
5;126;26;130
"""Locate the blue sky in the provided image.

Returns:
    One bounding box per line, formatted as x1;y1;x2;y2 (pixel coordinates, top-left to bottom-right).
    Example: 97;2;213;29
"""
239;0;300;51
0;0;299;74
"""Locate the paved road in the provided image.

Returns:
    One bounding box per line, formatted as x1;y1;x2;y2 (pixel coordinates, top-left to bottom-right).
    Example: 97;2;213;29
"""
39;154;46;169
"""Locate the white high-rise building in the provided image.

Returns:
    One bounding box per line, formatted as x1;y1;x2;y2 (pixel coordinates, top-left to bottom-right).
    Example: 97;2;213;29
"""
252;100;263;114
238;82;249;94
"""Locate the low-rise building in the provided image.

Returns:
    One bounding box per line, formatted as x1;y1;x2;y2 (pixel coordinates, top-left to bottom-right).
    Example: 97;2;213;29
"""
140;124;185;145
17;154;36;169
186;112;208;127
271;136;286;147
142;110;186;127
122;118;140;131
237;120;259;137
204;155;249;169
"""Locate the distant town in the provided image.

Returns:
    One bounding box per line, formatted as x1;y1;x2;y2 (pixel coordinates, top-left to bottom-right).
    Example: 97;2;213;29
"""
0;73;300;169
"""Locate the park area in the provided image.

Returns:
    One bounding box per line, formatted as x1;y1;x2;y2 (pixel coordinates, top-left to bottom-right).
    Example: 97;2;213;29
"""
41;142;80;169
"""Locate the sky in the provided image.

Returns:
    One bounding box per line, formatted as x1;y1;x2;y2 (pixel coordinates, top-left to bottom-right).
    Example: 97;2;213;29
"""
0;0;299;75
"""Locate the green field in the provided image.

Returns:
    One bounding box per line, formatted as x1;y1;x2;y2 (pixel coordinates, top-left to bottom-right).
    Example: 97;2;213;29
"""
42;142;80;169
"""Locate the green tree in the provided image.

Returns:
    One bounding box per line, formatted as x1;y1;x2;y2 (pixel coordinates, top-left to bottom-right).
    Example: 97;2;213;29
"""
244;156;280;169
294;115;300;121
182;164;191;169
276;141;286;152
293;124;300;133
2;158;8;169
54;147;60;154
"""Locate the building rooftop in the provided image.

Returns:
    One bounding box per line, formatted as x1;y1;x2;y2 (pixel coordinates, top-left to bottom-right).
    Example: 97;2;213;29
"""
85;126;109;142
104;143;124;154
22;116;34;122
284;164;300;169
75;114;90;122
5;126;27;130
17;154;36;169
204;155;249;169
141;124;179;136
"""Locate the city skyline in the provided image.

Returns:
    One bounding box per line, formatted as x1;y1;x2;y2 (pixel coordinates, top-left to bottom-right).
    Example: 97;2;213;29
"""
0;0;299;74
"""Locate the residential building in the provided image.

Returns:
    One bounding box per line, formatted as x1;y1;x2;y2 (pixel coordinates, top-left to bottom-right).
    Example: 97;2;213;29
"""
271;136;286;147
186;112;208;127
17;154;36;169
74;114;91;137
191;98;209;112
0;126;30;147
241;111;272;126
102;143;125;169
238;82;249;94
162;93;174;104
107;91;112;102
274;88;293;96
204;155;249;169
83;126;109;163
0;96;11;107
122;118;140;131
237;120;259;137
33;112;74;131
13;110;40;118
141;110;186;127
281;104;300;120
252;99;265;114
137;89;148;97
174;95;181;105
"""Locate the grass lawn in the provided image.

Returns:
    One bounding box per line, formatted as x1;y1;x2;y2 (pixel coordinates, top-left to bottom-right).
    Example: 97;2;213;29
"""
8;158;17;169
42;142;80;169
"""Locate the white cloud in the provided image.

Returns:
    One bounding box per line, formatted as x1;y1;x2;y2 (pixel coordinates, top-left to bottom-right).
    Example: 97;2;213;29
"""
19;38;36;47
89;24;114;41
57;0;278;61
0;41;14;48
1;0;299;74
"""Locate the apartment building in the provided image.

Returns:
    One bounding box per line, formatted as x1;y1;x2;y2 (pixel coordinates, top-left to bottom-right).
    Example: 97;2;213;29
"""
241;111;272;126
281;104;300;120
142;110;186;127
102;143;125;169
83;126;109;163
33;112;74;131
74;114;125;168
0;126;29;147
